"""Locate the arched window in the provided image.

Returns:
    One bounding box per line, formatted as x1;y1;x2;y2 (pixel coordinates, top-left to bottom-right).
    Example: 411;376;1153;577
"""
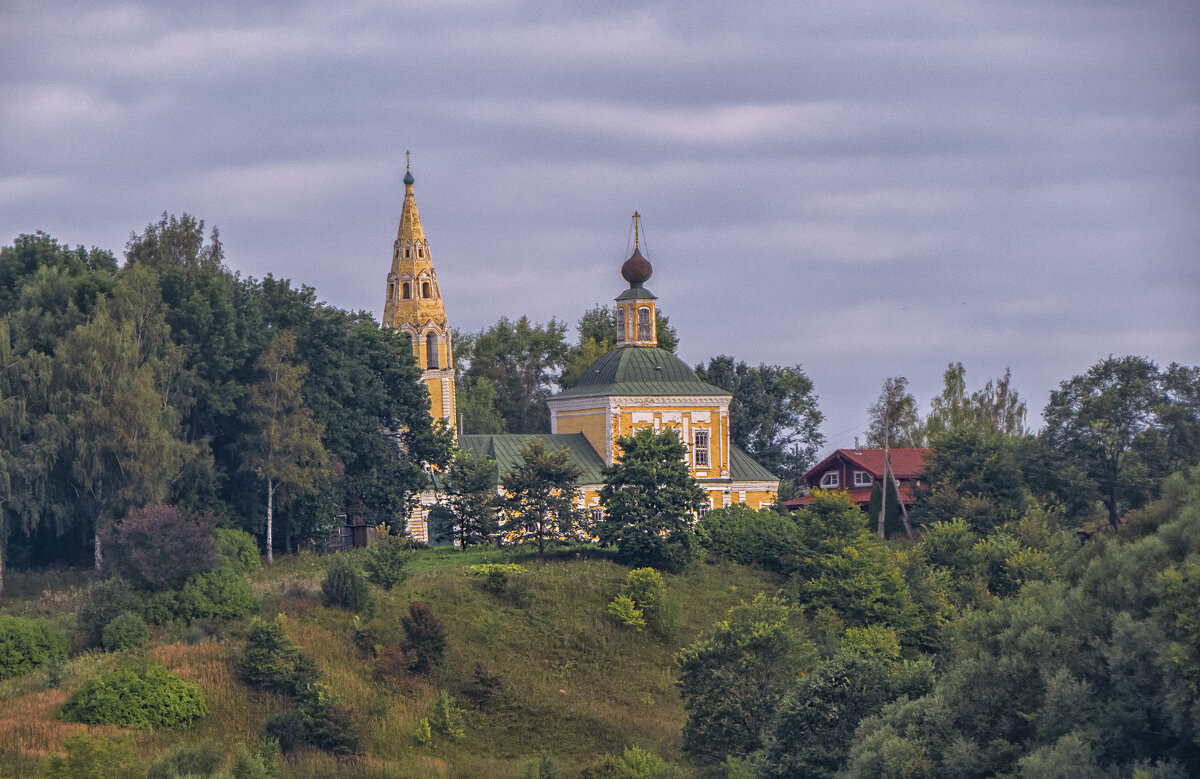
418;248;424;258
637;307;652;341
422;281;431;298
426;332;439;369
405;248;411;258
402;282;411;299
388;282;394;300
616;308;626;341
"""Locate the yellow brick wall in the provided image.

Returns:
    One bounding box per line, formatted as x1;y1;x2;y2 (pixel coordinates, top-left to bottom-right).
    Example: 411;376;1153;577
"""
553;408;608;458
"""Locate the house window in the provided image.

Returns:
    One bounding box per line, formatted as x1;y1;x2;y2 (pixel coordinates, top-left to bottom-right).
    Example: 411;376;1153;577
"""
616;308;626;341
590;507;603;524
854;471;872;487
402;282;411;299
426;332;439;369
697;504;710;519
637;307;651;340
693;430;710;467
421;281;431;298
820;471;839;489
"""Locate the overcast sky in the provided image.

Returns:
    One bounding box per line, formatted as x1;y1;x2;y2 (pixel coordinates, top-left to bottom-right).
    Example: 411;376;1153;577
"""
2;0;1197;456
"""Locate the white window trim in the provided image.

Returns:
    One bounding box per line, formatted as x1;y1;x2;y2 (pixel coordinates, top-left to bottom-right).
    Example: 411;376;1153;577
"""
693;429;710;468
820;471;839;488
853;471;873;487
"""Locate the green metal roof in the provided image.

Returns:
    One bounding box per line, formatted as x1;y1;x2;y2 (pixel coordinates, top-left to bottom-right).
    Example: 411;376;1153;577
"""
616;286;657;300
730;446;779;482
554;346;730;399
456;433;608;485
438;435;776;490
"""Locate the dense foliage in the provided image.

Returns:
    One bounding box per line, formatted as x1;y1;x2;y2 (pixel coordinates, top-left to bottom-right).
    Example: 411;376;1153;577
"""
0;615;67;679
59;662;206;728
598;427;706;571
0;223;451;581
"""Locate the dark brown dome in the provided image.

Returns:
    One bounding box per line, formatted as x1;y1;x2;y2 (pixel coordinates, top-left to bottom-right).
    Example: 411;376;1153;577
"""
621;248;652;284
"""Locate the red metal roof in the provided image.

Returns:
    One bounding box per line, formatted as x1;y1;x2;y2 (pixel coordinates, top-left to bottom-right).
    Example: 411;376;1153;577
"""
801;448;930;483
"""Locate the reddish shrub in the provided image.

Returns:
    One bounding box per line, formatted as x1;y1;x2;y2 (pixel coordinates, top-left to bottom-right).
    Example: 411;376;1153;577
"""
103;503;218;591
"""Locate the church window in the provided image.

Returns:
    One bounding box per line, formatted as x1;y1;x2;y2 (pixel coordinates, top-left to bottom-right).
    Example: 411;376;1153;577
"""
405;248;411;258
590;507;603;524
402;282;411;299
693;430;710;467
616;308;626;341
388;282;394;300
426;332;439;369
418;248;424;258
820;471;839;489
637;307;651;340
697;503;710;519
422;281;431;298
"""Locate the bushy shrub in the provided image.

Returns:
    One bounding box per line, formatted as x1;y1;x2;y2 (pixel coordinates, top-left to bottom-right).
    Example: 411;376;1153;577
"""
606;594;646;630
0;615;68;679
43;732;143;779
362;535;413;590
266;710;306;752
612;568;680;637
321;557;372;612
215;527;261;572
463;660;503;710
428;690;466;742
59;662;206;728
102;503;218;591
101;611;148;652
580;754;637;778
239;616;321;697
177;567;257;621
401;601;447;674
298;683;365;754
77;576;142;648
231;738;278;779
619;746;671;778
146;740;224;779
468;563;529;603
696;505;802;572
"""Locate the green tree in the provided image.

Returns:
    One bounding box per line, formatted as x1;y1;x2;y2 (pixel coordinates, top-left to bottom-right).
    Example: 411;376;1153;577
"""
443;448;501;547
1042;355;1197;530
866;376;925;448
501;439;582;555
924;362;1027;440
676;594;817;762
455;375;505;434
694;356;825;480
241;330;327;562
458;316;569;433
51;266;199;569
598;427;707;571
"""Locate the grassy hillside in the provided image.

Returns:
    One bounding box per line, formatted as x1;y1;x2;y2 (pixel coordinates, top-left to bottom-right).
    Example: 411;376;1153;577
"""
0;547;781;777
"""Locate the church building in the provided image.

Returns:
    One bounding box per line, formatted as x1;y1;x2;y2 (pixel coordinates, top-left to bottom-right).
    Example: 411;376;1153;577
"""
385;168;777;542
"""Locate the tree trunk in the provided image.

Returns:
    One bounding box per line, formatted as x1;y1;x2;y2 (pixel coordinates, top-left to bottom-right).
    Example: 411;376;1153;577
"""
266;479;275;564
1105;492;1121;532
94;524;103;570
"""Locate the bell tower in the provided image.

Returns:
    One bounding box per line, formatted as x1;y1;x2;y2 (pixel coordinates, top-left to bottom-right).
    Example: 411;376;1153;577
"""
382;156;456;425
615;212;657;347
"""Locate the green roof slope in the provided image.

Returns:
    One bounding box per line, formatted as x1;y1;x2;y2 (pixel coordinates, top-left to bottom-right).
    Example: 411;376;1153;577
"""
456;433;608;485
554;346;729;399
729;447;779;482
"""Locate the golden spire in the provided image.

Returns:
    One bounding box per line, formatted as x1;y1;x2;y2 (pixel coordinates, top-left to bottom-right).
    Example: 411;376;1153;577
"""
633;211;641;249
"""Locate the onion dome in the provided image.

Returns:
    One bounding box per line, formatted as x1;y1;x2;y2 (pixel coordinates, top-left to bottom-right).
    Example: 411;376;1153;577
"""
404;170;415;186
621;248;652;286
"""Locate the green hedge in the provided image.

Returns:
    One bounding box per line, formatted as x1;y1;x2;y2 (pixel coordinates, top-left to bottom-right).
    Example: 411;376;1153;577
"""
0;615;68;679
59;662;206;728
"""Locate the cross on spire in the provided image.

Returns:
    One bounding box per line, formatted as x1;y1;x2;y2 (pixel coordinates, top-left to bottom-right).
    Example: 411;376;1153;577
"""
406;150;411;171
633;211;641;249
